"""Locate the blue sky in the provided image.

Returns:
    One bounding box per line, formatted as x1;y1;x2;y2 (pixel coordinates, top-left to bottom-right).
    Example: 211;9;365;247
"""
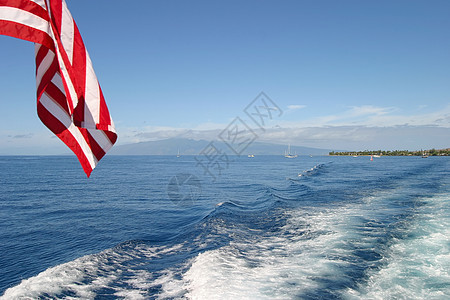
1;0;449;154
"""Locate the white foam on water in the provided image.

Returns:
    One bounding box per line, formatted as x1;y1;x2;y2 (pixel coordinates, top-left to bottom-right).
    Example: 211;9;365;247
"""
161;198;391;299
1;243;183;299
344;193;450;300
1;254;108;299
160;185;450;299
4;185;448;299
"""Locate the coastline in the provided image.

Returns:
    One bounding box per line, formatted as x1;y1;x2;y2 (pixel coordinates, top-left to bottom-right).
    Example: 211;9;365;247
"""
329;148;450;156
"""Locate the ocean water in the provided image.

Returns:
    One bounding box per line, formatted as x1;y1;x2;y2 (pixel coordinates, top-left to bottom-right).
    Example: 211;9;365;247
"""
0;155;449;299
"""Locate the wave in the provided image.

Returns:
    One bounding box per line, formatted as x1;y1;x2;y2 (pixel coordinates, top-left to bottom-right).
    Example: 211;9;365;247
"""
170;200;387;298
163;191;450;299
7;190;445;299
344;193;450;299
1;242;185;299
285;162;330;181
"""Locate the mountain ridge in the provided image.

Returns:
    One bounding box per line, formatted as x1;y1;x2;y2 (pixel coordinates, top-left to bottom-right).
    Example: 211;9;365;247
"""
109;138;334;156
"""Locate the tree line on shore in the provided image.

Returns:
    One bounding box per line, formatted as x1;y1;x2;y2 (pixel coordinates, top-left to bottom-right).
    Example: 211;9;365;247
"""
329;148;450;156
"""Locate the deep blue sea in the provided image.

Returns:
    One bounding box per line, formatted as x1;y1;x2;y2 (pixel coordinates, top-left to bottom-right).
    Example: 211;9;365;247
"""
0;155;449;299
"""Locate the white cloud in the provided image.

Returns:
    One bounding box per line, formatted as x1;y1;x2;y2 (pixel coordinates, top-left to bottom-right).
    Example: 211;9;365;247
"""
115;125;221;145
286;104;306;112
257;125;450;150
1;104;448;154
347;105;395;117
280;104;450;128
0;130;69;155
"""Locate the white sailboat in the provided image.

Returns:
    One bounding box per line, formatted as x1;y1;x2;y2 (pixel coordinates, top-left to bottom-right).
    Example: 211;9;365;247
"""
284;144;298;158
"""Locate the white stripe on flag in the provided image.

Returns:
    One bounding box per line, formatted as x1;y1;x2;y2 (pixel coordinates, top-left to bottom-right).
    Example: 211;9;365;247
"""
30;0;47;9
60;2;75;64
35;45;55;89
40;91;97;170
47;24;79;109
50;71;66;96
87;128;114;153
0;6;49;33
83;51;101;128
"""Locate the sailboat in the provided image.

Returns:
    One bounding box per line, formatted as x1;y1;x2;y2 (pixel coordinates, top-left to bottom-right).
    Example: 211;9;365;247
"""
176;149;181;157
284;144;298;158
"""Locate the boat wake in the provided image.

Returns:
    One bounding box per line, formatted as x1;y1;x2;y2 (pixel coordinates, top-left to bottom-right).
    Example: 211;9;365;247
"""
2;158;449;299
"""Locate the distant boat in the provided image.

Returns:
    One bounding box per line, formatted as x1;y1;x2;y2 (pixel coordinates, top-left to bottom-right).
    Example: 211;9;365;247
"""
373;155;381;158
176;149;181;157
284;144;298;158
248;154;255;158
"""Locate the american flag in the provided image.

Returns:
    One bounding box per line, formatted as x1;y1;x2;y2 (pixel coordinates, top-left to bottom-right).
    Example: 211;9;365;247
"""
0;0;117;177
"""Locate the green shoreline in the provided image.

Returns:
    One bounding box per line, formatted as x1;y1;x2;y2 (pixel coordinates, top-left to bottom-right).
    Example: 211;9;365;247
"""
329;148;450;156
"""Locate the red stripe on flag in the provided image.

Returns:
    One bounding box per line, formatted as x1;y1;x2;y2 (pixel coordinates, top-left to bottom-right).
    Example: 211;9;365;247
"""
47;0;62;35
36;58;59;99
0;0;49;21
98;86;112;128
35;44;49;67
43;81;71;115
71;23;87;88
80;130;106;162
37;101;94;177
104;130;118;145
71;40;87;126
0;21;54;49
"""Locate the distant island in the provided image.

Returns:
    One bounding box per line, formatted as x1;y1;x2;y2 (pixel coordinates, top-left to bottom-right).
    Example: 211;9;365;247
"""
329;149;450;156
110;138;333;156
